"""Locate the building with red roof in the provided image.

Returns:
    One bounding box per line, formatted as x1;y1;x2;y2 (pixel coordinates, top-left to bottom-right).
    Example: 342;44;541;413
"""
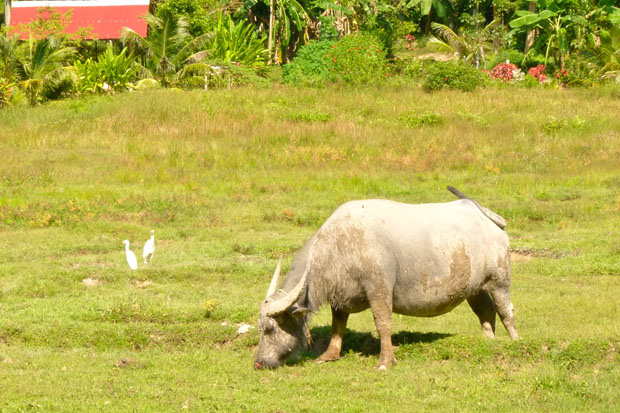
10;0;150;39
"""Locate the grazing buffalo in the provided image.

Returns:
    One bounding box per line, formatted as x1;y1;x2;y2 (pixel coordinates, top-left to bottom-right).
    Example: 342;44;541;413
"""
255;187;518;370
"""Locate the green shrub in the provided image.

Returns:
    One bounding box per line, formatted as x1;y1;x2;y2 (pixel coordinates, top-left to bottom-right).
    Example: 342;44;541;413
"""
282;40;336;87
522;74;542;88
331;33;388;84
487;49;526;70
0;77;12;108
283;34;388;86
228;65;271;88
156;0;214;37
563;55;597;87
402;60;428;81
423;61;485;92
318;16;339;42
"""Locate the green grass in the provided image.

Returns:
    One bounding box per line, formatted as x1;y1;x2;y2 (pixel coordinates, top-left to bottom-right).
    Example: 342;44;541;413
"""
0;85;619;411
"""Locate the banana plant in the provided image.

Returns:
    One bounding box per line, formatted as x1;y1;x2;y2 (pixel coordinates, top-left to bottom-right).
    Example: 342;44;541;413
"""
403;0;454;33
509;1;588;68
243;0;310;64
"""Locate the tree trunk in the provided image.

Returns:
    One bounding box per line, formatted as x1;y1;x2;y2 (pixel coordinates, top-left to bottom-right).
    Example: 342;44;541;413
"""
424;13;431;35
493;5;500;54
268;0;275;65
4;0;11;27
524;1;537;53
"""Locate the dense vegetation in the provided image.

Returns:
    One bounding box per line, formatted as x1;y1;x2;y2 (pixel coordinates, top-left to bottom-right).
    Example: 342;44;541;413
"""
2;0;620;107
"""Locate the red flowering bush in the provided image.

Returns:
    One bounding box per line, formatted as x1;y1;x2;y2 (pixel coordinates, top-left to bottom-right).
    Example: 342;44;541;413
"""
404;33;416;51
554;68;571;85
490;62;520;82
528;65;547;83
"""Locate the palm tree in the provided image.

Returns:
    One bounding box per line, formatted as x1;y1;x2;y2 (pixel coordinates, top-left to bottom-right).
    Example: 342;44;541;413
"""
428;20;501;68
0;33;19;83
15;36;77;105
3;0;11;27
121;10;213;87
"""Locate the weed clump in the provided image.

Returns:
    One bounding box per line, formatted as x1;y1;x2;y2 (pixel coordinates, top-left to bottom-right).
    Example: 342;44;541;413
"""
399;111;443;127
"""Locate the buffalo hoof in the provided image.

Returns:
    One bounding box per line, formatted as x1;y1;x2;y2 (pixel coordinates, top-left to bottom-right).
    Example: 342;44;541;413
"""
315;355;340;364
315;350;342;364
375;357;396;370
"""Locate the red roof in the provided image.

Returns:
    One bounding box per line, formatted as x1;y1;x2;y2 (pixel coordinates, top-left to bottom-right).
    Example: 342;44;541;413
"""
11;0;150;40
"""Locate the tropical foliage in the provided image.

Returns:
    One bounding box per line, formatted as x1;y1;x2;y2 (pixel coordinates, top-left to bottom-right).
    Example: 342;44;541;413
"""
74;47;139;93
120;10;212;87
1;0;620;107
206;14;268;67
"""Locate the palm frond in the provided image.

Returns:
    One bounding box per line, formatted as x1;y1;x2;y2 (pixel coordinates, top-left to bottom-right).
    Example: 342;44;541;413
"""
177;33;214;63
431;22;466;55
183;50;212;65
120;28;147;49
427;35;457;54
43;66;78;100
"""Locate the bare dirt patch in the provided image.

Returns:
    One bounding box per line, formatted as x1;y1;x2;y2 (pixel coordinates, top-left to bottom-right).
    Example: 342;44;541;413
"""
133;279;152;288
82;278;101;287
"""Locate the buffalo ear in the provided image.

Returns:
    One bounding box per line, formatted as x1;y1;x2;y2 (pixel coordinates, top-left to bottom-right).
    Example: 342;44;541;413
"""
289;306;311;318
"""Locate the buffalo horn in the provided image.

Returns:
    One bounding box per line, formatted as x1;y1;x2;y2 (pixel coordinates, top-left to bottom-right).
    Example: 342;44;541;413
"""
265;255;312;317
265;257;282;299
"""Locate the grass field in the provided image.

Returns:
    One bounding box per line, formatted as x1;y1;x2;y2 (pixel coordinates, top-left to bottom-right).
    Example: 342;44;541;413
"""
0;85;619;411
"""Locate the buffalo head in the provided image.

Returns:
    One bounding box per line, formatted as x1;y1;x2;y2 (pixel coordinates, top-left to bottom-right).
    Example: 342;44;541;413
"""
254;258;311;369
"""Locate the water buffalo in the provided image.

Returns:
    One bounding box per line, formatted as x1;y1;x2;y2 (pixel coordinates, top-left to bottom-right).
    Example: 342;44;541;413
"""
255;187;518;370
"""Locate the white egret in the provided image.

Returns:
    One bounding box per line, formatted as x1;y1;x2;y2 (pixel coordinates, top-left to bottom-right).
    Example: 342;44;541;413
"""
237;324;253;335
123;240;138;270
143;230;155;265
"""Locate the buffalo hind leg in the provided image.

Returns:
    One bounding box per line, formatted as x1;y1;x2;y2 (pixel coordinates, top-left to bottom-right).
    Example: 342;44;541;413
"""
488;285;519;340
369;297;396;369
316;307;349;363
467;291;496;339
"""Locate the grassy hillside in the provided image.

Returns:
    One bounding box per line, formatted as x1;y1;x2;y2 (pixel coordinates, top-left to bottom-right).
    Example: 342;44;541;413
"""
0;85;619;411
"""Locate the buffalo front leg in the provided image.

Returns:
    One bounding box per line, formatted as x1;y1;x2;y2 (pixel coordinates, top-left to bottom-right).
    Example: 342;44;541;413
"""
467;291;496;339
316;307;349;363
